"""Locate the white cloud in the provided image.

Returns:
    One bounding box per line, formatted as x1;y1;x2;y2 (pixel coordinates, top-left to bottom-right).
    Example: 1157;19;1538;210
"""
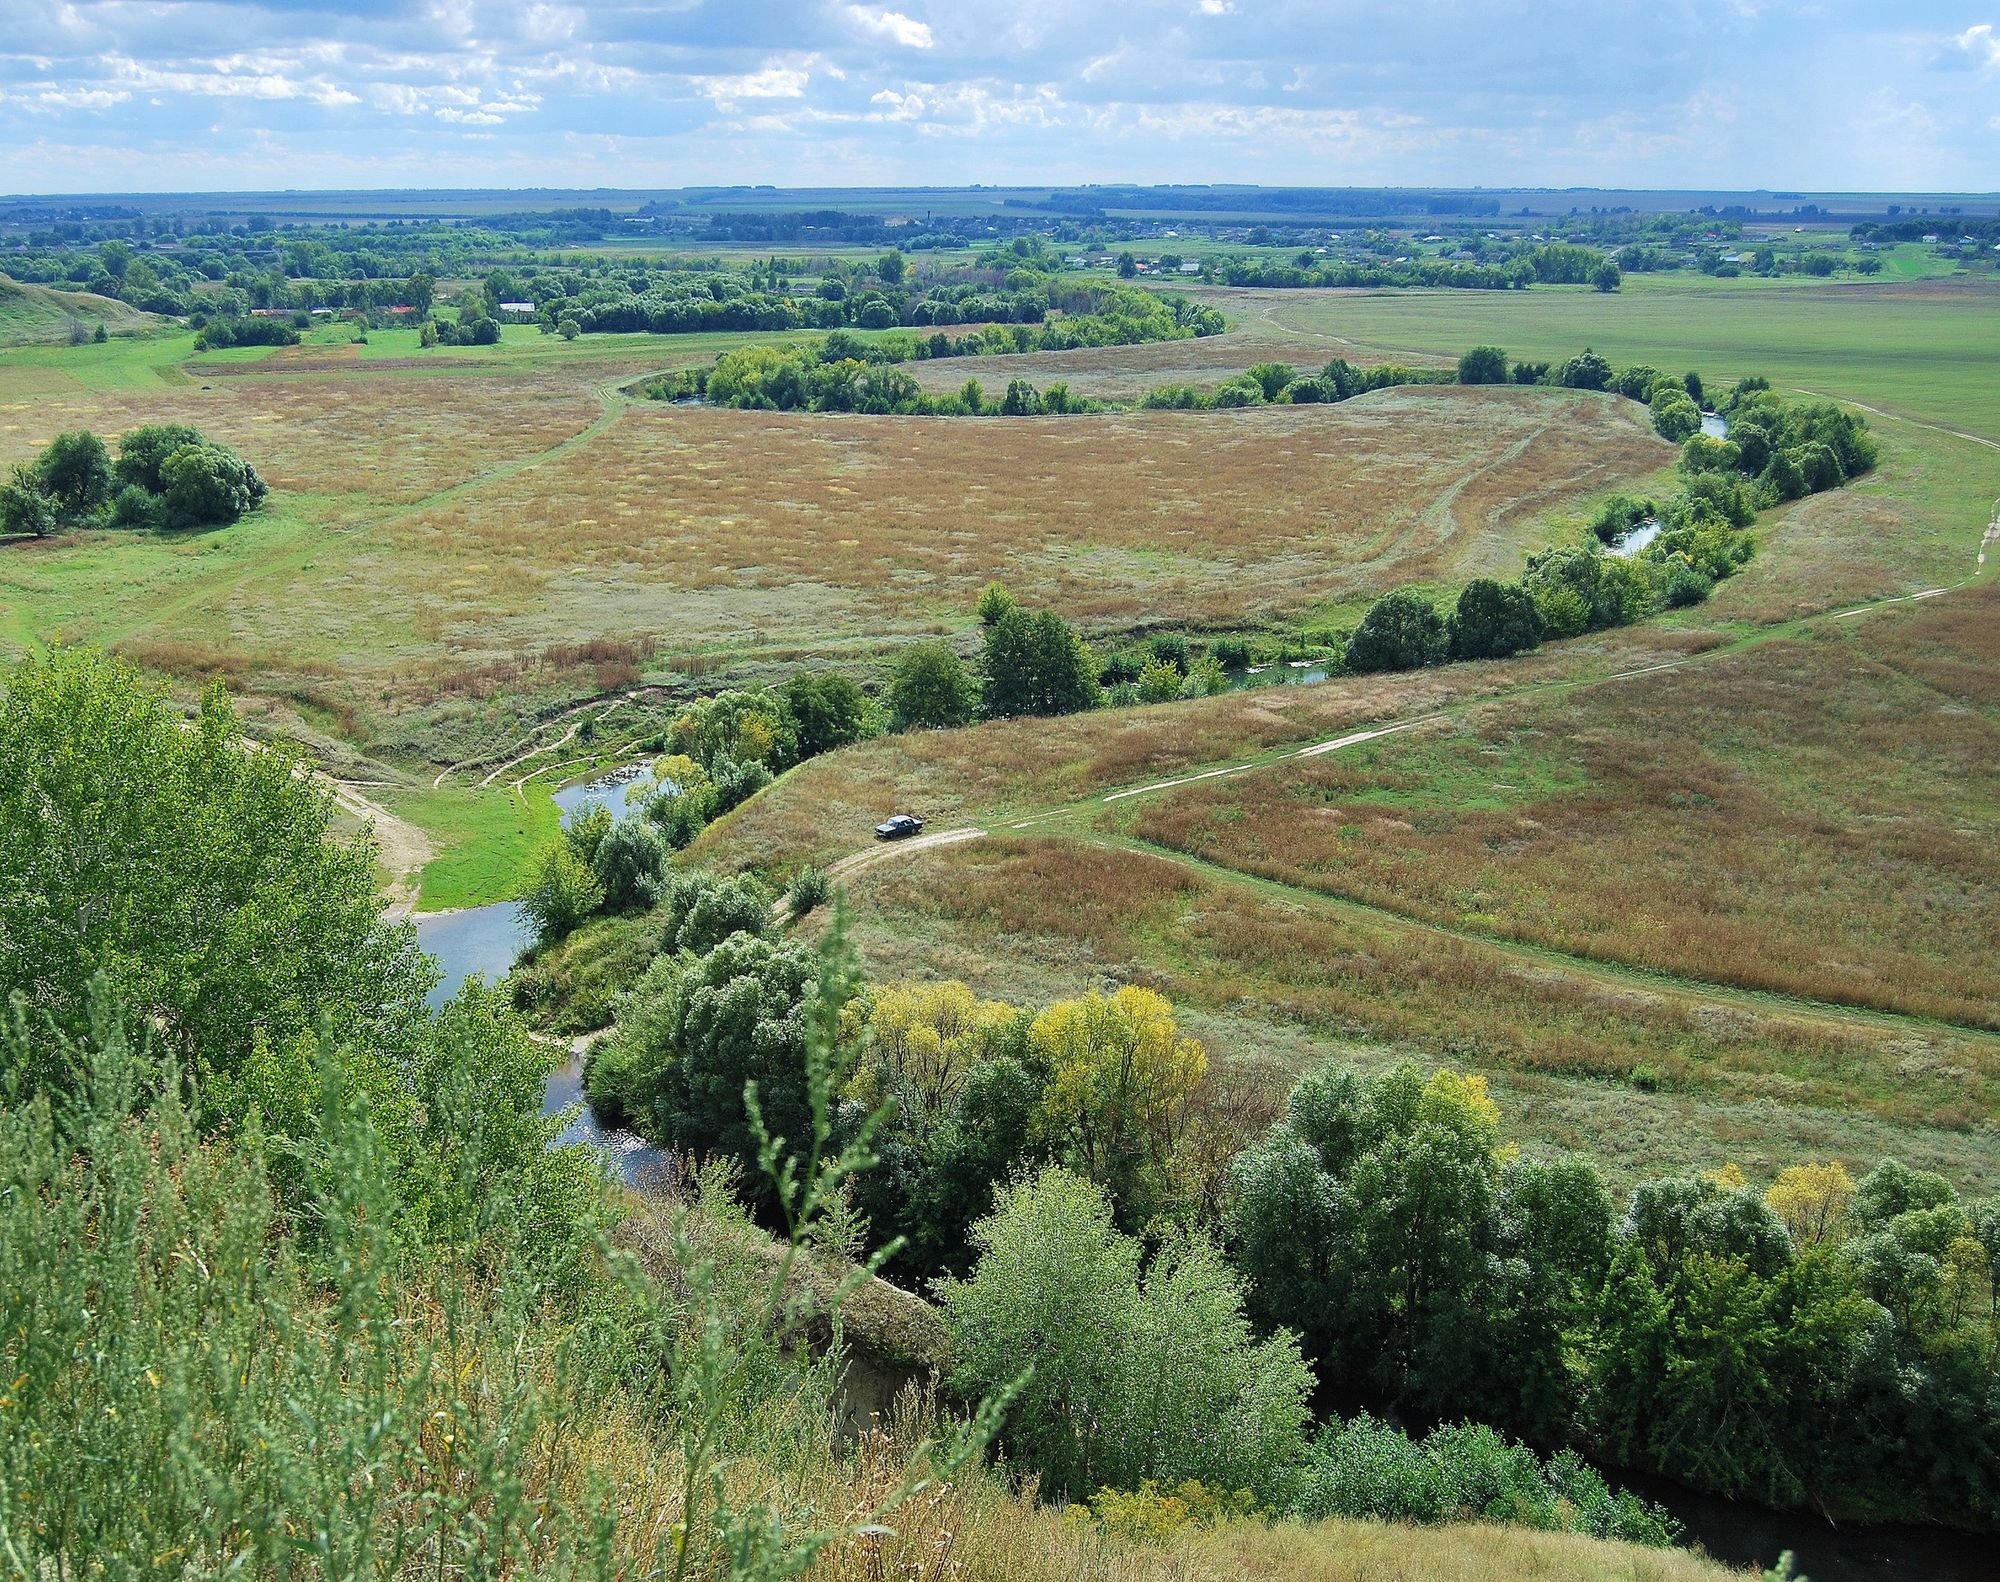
688;63;811;110
845;6;933;49
1198;0;1233;15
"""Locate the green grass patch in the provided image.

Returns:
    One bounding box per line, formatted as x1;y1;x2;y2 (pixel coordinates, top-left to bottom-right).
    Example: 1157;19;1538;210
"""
384;785;562;910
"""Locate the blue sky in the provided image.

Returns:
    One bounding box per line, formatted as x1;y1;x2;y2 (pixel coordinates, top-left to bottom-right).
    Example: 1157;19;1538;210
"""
2;2;1996;194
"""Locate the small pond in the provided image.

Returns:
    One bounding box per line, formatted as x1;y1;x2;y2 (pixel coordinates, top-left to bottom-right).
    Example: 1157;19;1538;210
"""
1230;659;1333;690
1701;411;1730;441
1608;519;1663;558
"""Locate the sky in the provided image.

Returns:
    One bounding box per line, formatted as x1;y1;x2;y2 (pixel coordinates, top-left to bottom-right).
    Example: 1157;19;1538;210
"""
1;1;1997;195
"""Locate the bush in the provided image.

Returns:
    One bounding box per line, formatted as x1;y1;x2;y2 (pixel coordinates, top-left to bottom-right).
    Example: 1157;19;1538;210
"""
1346;588;1448;673
939;1167;1312;1503
1136;658;1184;703
784;865;831;918
115;424;204;493
1650;389;1703;443
35;431;113;519
1289;1417;1676;1545
1662;563;1715;608
108;482;158;528
660;869;772;955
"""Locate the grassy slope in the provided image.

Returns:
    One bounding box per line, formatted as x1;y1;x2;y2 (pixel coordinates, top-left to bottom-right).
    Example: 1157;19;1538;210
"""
0;274;158;346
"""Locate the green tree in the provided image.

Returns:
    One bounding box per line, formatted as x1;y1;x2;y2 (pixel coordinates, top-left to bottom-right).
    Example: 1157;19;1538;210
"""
0;648;432;1083
1448;578;1542;660
655;931;829;1191
520;839;604;944
888;640;976;729
34;431;113;521
159;441;267;528
1456;345;1509;385
1592;260;1623;292
939;1167;1311;1502
114;424;203;493
980;607;1099;718
976;581;1017;626
0;464;57;539
1558;348;1613;391
876;249;906;284
1650;388;1703;443
1346;588;1448;673
781;670;873;759
1117;252;1137;278
589;817;667;913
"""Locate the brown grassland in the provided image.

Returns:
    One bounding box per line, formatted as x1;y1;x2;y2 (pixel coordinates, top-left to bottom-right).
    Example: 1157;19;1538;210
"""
381;383;1668;652
0;338;1670;738
1120;582;2000;1030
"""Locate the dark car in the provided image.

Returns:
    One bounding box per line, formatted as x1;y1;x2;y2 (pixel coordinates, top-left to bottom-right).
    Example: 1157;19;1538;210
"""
874;813;926;841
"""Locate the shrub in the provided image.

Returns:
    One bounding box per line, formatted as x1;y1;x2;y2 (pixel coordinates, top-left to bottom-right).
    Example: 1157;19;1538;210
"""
660;870;772;955
1243;362;1297;401
1136;658;1184;703
1346;588;1448;673
520;840;605;946
785;865;831;918
116;424;204;492
108;482;158;528
1289;1417;1677;1545
1211;637;1252;670
1662;563;1716;608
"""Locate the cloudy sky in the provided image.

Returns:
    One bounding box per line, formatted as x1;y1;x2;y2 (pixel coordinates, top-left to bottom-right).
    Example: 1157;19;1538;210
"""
2;1;1997;194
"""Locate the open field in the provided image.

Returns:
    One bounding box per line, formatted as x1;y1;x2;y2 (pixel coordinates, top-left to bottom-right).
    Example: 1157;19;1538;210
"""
1230;273;2000;439
1119;581;2000;1029
0;329;1670;727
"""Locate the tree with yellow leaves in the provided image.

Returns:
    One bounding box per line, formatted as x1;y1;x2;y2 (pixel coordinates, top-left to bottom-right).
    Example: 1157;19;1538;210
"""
1029;985;1208;1223
858;979;1020;1125
1764;1161;1855;1246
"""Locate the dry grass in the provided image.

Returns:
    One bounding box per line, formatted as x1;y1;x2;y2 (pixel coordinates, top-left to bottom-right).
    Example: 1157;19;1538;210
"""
838;835;2000;1193
0;363;604;507
1125;585;2000;1030
691;623;1720;874
373;384;1667;653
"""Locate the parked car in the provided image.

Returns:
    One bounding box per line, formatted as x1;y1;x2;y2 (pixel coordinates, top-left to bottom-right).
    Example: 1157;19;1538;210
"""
874;813;925;841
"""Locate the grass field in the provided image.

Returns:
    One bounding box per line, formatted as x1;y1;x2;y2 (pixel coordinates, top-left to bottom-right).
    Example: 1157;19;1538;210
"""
1119;582;2000;1029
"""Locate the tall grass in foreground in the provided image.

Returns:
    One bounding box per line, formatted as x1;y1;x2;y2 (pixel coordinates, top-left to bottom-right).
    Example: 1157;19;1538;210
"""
0;951;992;1580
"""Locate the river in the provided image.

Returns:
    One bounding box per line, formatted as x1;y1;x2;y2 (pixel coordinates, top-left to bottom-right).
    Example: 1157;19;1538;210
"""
413;762;663;1182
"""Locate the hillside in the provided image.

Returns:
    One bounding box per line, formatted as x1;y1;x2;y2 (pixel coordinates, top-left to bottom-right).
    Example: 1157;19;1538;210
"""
0;273;160;346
